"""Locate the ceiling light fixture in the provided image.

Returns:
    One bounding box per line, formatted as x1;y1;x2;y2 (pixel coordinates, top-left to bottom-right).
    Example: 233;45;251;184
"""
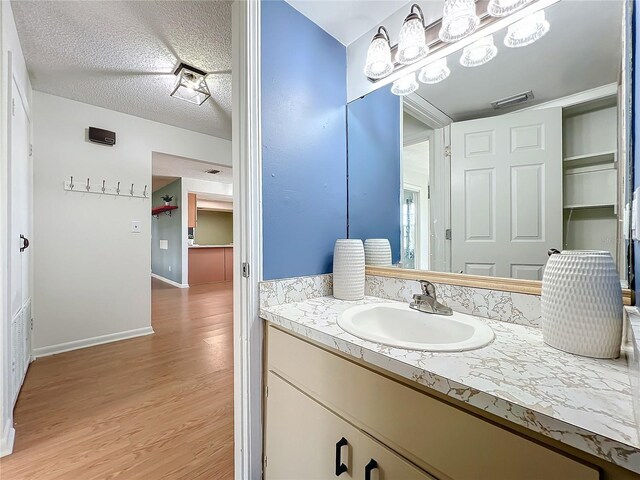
418;58;451;84
439;0;480;43
391;73;419;96
487;0;534;17
170;63;211;105
397;4;428;65
364;27;394;79
504;11;550;47
460;34;498;67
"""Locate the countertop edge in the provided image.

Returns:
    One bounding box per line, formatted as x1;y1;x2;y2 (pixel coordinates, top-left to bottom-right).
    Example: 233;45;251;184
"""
260;306;640;474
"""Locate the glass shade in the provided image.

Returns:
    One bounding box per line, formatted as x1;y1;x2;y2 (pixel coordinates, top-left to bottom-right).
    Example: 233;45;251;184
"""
460;35;498;67
364;35;394;78
439;0;480;43
170;66;210;105
487;0;534;17
418;58;451;84
397;17;428;64
504;11;550;48
391;73;419;96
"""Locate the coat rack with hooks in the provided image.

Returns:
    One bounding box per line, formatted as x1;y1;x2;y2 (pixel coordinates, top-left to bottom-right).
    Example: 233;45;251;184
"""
63;176;149;199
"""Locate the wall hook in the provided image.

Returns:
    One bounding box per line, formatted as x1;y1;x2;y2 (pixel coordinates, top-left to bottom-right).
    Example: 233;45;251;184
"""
70;176;74;190
86;178;91;192
143;185;147;197
102;180;106;193
130;183;134;196
116;181;121;195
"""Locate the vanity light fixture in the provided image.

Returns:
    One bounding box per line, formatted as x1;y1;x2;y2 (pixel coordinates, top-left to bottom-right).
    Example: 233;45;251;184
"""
170;63;211;105
418;58;451;84
487;0;534;17
364;27;394;79
397;4;429;64
439;0;480;43
460;34;498;67
504;11;550;47
391;73;419;96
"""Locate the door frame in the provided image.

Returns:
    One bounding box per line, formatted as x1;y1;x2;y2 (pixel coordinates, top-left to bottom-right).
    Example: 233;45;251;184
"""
232;0;263;478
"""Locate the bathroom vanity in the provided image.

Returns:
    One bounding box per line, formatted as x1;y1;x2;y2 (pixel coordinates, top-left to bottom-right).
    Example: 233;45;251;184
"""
260;287;639;480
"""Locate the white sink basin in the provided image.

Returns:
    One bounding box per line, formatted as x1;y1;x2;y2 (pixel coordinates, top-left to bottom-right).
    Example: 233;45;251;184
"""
338;303;495;352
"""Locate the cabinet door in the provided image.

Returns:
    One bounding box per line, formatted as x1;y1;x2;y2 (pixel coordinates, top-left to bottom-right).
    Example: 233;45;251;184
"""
188;193;197;228
265;372;358;479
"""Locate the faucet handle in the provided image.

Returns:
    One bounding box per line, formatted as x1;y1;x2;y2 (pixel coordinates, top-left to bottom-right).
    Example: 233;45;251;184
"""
419;280;437;298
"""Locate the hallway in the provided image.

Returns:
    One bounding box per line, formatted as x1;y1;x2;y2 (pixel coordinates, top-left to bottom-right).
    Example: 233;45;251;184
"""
0;279;234;479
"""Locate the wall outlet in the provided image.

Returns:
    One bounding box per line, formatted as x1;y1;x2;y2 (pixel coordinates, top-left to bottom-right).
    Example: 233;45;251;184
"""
131;221;141;233
168;266;172;272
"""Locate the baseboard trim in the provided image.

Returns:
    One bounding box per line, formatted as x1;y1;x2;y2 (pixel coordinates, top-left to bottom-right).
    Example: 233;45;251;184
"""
33;326;155;359
0;423;15;457
151;273;189;288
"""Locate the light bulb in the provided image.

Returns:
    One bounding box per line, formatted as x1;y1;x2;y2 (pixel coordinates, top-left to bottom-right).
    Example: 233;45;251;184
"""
487;0;534;17
418;58;451;84
397;5;428;65
364;27;394;79
391;73;418;96
439;0;480;43
504;11;550;48
460;35;498;67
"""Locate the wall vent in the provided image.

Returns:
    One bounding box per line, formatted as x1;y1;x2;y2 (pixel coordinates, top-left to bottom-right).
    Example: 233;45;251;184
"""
206;169;221;174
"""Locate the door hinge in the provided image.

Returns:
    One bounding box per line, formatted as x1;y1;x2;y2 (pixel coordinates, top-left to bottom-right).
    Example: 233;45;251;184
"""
30;317;33;330
444;146;451;157
242;262;250;278
12;99;16;116
427;185;431;199
263;455;268;469
29;144;33;157
445;229;452;240
265;385;269;398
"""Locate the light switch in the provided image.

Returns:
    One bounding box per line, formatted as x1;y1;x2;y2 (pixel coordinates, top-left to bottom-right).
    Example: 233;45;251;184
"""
159;240;168;250
131;220;141;233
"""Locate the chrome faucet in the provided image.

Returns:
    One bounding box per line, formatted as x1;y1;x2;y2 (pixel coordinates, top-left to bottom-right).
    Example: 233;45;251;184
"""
409;280;453;316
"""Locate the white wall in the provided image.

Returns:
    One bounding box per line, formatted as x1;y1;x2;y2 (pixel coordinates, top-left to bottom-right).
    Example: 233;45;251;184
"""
32;92;232;356
1;0;33;457
180;177;233;285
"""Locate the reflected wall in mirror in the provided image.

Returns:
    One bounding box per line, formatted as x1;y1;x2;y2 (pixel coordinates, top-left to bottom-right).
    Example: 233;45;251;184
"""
347;0;629;283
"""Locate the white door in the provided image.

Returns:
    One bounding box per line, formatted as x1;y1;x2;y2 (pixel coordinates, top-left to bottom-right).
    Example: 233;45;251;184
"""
9;77;32;405
450;107;562;280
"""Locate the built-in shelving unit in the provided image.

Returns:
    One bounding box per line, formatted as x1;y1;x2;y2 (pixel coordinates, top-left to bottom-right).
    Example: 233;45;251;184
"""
152;205;178;218
562;98;618;256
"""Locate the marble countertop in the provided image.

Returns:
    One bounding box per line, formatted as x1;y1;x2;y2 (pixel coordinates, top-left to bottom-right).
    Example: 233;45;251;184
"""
188;244;233;249
260;295;639;473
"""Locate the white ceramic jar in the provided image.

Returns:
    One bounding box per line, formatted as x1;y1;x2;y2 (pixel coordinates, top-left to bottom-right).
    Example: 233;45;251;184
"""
364;239;392;266
333;239;365;301
541;250;623;359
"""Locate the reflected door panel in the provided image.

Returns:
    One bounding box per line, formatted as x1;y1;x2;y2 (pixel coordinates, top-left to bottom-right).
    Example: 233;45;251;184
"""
451;107;563;280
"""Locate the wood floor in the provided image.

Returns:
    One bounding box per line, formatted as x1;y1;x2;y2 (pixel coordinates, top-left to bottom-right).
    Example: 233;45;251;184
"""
0;278;234;479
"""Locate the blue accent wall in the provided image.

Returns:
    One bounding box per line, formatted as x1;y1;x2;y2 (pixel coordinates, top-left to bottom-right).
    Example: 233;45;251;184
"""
261;0;347;280
347;88;401;263
151;179;182;283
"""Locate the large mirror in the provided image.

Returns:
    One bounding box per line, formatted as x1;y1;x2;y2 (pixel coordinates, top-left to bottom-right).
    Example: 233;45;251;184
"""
347;0;630;285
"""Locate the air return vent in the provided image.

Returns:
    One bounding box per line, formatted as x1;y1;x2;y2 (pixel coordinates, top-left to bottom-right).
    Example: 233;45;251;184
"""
206;169;221;175
490;90;534;110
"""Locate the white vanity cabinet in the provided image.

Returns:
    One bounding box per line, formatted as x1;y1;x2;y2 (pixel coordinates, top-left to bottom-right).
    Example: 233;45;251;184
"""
266;372;435;479
264;325;601;480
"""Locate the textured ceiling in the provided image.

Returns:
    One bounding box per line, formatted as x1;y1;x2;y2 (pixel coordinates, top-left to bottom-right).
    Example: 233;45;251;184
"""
152;152;232;186
11;0;232;139
286;0;410;45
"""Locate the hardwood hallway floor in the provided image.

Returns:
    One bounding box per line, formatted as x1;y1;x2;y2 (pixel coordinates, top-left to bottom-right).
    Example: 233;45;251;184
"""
0;279;234;479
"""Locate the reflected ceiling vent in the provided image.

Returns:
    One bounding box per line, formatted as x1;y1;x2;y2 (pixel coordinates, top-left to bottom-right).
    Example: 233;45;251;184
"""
206;169;221;175
491;90;534;110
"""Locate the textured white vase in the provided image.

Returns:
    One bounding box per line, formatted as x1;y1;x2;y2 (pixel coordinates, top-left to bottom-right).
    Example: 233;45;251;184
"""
541;250;623;359
333;239;365;301
364;239;392;266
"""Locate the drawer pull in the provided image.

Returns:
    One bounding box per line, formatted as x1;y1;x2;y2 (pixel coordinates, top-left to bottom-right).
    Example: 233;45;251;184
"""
335;437;348;476
364;459;378;480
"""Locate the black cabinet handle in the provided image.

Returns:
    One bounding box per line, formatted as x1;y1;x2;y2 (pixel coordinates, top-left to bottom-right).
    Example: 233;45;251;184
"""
20;235;29;252
335;437;348;476
364;459;378;480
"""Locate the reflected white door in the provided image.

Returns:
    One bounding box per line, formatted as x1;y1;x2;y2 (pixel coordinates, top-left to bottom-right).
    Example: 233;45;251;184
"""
9;77;32;405
450;107;562;280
